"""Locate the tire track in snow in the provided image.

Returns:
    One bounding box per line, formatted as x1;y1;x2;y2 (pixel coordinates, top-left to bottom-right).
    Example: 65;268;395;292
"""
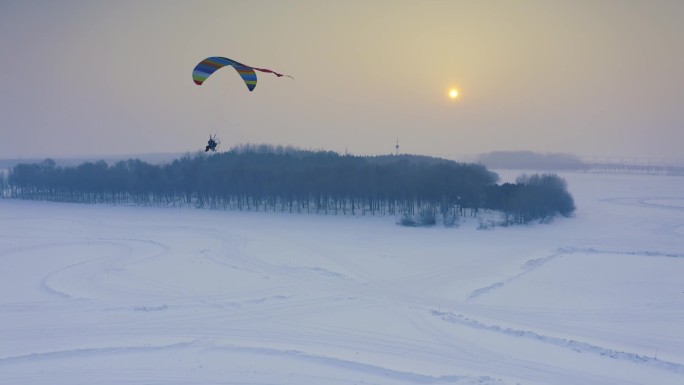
468;247;684;300
1;341;503;385
210;344;504;385
569;247;684;259
467;249;565;300
639;198;684;211
0;341;195;365
40;257;106;299
601;196;684;211
432;310;684;374
37;238;177;300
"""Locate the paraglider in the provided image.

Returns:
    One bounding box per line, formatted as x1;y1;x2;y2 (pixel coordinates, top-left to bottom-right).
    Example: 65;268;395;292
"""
192;56;292;91
193;57;289;153
205;134;220;152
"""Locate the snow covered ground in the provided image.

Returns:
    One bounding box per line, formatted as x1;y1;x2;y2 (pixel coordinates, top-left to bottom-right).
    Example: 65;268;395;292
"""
1;171;683;385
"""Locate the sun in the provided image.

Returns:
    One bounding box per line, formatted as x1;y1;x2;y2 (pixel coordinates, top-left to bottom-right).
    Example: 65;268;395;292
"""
449;89;459;99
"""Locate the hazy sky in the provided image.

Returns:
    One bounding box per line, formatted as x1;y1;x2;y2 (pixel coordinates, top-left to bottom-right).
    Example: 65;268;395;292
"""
1;0;683;160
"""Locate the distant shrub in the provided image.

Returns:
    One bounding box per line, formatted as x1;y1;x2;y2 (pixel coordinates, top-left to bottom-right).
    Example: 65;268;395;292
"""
398;212;417;227
417;208;437;226
442;211;459;227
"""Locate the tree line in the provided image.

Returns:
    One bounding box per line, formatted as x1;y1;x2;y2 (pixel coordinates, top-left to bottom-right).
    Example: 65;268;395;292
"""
3;145;575;226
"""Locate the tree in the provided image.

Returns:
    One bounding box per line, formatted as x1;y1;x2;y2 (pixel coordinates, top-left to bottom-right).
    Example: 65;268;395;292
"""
6;148;575;227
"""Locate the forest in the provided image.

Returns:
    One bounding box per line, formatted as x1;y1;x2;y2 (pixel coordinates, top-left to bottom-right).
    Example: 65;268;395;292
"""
2;145;575;226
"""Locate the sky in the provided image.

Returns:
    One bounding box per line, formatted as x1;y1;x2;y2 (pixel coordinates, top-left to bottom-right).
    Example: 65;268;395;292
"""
1;0;683;161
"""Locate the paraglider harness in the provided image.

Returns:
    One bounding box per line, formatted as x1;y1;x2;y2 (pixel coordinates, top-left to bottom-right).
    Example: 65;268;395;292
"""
205;134;220;152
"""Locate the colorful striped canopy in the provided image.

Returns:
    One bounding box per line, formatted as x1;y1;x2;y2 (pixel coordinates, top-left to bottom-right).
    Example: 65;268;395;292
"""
192;56;291;92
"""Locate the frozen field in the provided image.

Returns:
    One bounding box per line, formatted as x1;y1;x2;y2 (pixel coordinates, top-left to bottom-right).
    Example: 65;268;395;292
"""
1;172;683;385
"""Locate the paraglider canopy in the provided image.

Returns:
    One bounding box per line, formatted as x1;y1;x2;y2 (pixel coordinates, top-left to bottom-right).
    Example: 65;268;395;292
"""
192;56;292;92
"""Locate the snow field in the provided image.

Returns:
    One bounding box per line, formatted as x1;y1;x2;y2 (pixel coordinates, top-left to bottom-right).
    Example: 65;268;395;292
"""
1;172;683;384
